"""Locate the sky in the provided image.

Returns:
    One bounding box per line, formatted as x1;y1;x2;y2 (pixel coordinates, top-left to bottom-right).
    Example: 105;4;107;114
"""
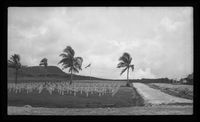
8;7;193;80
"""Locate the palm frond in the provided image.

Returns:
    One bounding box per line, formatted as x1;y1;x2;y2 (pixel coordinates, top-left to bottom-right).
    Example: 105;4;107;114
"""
119;52;131;64
8;60;14;64
73;57;83;70
68;67;72;73
63;46;75;57
40;58;48;67
39;62;44;66
58;58;72;65
59;46;83;76
40;58;47;62
119;55;127;63
59;53;69;58
120;67;128;75
62;64;71;70
68;66;78;73
8;54;21;69
129;57;132;64
12;54;20;63
72;67;79;73
130;64;134;71
117;62;127;68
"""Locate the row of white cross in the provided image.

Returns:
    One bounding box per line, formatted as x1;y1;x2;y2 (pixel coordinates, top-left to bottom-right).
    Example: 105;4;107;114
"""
8;81;124;97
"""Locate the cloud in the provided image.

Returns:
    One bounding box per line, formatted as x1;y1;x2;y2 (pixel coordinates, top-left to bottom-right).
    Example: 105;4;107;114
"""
133;68;156;79
160;17;184;31
8;7;193;79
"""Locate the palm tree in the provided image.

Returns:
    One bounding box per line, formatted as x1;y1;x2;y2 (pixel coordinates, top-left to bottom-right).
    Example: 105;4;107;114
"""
58;46;83;84
117;52;134;87
39;58;48;78
8;54;21;84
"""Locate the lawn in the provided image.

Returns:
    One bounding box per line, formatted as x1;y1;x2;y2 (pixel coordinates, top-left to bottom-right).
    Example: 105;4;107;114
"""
8;81;144;108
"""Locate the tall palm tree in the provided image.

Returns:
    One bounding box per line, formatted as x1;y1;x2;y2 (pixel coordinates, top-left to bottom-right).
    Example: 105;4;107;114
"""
39;58;48;78
58;46;83;84
117;52;134;87
8;54;21;84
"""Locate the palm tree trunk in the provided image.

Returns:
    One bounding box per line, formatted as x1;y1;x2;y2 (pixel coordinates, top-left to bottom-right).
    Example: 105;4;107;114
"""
45;67;46;79
45;67;47;85
90;66;91;81
127;67;130;86
70;70;73;85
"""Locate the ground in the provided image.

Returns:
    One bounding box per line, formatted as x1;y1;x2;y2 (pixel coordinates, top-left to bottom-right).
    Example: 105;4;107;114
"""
7;82;193;115
8;105;193;115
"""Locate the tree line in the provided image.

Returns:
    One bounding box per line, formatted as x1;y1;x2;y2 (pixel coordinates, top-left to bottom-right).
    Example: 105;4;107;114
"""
8;46;134;86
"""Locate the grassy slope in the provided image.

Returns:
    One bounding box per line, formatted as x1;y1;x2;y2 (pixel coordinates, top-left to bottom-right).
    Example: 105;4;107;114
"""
8;66;108;82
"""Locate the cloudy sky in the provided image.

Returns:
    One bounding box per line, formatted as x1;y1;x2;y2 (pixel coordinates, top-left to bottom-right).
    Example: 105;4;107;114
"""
8;7;193;80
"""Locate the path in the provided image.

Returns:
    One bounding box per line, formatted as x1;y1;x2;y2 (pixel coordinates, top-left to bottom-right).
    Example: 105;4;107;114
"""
133;83;193;105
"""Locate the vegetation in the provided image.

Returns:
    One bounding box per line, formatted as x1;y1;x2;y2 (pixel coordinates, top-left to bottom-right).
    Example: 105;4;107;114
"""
180;73;193;85
39;58;48;78
58;46;83;84
117;52;134;87
8;54;21;84
147;83;193;100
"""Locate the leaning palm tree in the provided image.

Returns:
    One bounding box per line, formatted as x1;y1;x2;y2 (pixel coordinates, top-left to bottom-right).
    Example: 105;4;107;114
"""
8;54;21;84
117;52;134;87
39;58;48;78
58;46;83;84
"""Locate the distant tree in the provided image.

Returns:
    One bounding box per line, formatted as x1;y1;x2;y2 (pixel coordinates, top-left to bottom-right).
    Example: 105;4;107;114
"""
21;65;28;68
185;73;193;84
117;52;134;87
8;54;21;84
58;46;83;84
39;58;48;78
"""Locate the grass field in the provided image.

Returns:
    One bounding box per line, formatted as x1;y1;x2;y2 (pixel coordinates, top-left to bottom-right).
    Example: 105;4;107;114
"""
7;81;194;115
8;81;144;108
146;83;193;100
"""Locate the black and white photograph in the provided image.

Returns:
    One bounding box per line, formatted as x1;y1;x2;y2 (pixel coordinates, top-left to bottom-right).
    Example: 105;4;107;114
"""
7;7;193;115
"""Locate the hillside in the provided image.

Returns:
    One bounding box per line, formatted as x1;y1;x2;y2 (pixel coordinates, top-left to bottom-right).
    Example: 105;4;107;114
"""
7;66;105;81
8;66;66;77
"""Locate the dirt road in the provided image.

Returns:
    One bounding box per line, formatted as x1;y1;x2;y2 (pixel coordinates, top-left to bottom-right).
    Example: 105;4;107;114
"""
133;83;193;105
